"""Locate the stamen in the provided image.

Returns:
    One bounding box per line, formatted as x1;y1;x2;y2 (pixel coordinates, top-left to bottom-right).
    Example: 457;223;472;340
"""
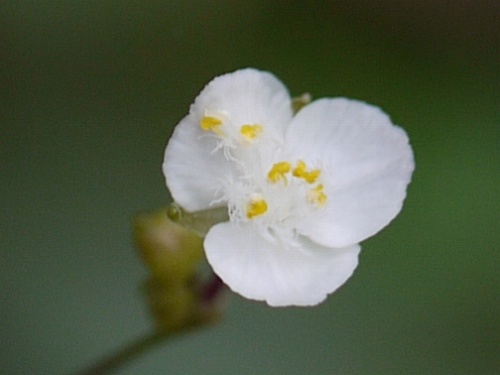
308;184;327;206
246;194;268;219
200;116;224;136
240;124;263;141
267;161;292;184
293;160;321;183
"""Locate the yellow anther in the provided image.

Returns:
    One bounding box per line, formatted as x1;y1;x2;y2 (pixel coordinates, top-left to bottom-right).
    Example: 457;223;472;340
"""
200;116;223;135
240;124;263;141
267;161;292;184
293;160;321;184
308;184;327;206
303;169;321;184
246;195;268;219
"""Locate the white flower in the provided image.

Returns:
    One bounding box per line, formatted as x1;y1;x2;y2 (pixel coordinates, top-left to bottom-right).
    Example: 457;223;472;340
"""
163;68;414;307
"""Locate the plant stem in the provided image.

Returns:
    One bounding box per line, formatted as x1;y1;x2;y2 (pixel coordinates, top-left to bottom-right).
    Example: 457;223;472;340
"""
74;331;167;375
75;273;225;375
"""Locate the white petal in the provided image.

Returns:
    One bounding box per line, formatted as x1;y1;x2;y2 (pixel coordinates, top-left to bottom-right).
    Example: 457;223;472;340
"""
204;222;361;307
163;113;234;211
286;98;415;248
190;68;293;139
163;68;293;212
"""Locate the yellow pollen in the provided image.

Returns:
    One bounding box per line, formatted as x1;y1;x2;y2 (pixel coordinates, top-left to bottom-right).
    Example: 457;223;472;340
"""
240;124;263;140
293;160;321;183
246;196;268;219
308;184;328;206
267;161;292;184
200;116;223;135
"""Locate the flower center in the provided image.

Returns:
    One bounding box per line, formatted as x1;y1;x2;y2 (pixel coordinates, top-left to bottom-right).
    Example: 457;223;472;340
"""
199;109;328;235
245;160;327;222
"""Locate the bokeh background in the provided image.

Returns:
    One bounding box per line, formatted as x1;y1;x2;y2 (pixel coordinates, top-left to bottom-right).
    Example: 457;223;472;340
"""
2;1;498;374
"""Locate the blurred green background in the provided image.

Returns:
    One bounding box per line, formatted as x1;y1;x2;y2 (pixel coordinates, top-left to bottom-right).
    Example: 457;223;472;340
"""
1;1;498;374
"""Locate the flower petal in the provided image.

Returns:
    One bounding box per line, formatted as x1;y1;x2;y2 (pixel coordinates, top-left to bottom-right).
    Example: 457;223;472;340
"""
204;222;360;307
163;113;233;211
163;68;293;212
286;98;415;248
190;68;293;139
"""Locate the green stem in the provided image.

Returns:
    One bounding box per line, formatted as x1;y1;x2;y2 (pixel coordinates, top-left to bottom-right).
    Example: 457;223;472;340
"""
75;331;167;375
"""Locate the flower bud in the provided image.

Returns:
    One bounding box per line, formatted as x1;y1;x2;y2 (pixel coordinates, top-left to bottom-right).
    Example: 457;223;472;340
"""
143;278;198;332
134;208;204;282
